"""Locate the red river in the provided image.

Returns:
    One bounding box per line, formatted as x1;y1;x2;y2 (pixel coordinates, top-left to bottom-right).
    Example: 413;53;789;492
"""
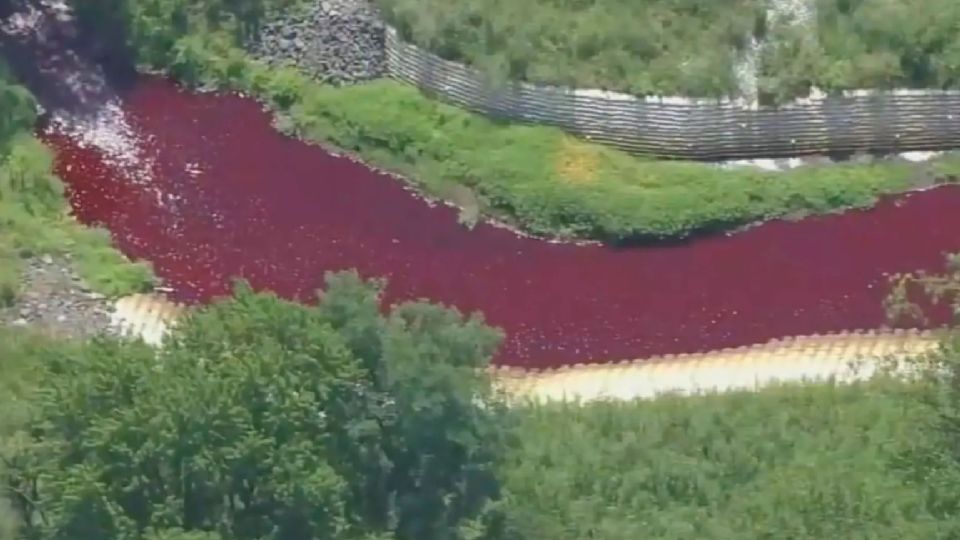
42;77;960;368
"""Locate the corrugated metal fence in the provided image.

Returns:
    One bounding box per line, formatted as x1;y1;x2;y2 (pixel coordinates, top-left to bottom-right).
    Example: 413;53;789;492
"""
384;27;960;160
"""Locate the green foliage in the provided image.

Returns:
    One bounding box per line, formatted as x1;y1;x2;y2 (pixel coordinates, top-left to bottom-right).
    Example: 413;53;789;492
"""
376;0;765;97
880;254;960;534
0;328;84;540
92;1;960;241
376;0;960;99
3;273;509;540
9;267;960;539
70;0;301;68
762;0;960;97
0;65;36;149
500;379;958;540
0;499;17;540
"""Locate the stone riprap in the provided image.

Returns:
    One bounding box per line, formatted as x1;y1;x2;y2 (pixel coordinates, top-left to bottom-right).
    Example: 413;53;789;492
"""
248;0;386;85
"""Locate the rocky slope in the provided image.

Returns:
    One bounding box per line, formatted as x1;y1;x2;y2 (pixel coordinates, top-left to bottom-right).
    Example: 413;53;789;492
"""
247;0;386;85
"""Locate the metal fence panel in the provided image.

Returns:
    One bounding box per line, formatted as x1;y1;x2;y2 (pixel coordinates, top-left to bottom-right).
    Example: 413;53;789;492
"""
385;27;960;160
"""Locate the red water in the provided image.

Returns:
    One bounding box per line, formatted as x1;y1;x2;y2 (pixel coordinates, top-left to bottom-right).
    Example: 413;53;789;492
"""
41;77;960;368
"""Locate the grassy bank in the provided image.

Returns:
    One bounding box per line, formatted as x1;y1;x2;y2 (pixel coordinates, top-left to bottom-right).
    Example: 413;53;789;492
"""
58;0;960;243
133;33;960;242
376;0;960;101
0;64;153;306
84;0;960;242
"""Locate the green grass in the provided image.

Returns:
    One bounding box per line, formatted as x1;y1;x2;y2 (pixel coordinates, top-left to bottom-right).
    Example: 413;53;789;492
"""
500;378;960;540
0;59;153;304
0;134;155;303
0;326;86;539
107;1;960;241
0;326;81;429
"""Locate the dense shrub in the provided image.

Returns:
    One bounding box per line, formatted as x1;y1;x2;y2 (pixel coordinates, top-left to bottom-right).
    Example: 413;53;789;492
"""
376;0;764;98
7;288;960;539
2;274;511;540
70;0;301;67
760;0;960;100
0;328;82;540
500;378;958;540
377;0;960;100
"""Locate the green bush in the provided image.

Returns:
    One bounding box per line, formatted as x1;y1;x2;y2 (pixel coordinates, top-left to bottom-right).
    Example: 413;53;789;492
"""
761;0;960;99
68;0;302;68
376;0;765;97
376;0;960;100
7;309;960;540
2;274;510;540
500;378;958;540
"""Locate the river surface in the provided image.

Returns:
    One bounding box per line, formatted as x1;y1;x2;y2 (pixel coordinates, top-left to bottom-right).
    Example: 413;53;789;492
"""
37;76;960;368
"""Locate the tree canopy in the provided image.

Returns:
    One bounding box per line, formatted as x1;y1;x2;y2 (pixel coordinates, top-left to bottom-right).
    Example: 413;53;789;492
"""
2;272;511;540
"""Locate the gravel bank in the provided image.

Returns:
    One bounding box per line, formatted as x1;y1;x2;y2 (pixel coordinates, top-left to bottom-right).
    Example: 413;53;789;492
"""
0;255;116;339
247;0;386;85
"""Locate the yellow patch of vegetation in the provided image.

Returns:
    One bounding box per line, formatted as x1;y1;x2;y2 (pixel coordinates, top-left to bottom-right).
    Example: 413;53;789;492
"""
554;136;602;185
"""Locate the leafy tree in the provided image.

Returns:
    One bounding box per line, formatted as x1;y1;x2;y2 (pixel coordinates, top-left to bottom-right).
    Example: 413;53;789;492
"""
883;253;960;535
3;272;509;540
67;0;298;66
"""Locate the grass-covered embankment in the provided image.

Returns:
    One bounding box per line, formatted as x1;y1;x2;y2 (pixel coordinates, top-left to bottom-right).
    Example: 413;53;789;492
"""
0;63;153;307
151;34;960;241
82;0;960;243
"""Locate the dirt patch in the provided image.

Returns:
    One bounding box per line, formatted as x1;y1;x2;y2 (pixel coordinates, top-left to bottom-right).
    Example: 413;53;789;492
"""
0;255;115;339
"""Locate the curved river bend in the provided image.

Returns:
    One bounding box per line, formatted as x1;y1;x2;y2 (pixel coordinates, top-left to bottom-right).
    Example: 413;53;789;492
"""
42;77;960;369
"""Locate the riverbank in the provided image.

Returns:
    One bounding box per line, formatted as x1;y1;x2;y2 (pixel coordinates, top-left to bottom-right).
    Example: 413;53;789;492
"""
130;21;960;242
0;48;153;334
0;255;116;338
0;137;154;336
19;0;946;242
0;132;154;336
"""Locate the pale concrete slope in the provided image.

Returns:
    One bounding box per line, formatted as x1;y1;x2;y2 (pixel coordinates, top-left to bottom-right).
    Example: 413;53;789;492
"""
110;293;940;403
